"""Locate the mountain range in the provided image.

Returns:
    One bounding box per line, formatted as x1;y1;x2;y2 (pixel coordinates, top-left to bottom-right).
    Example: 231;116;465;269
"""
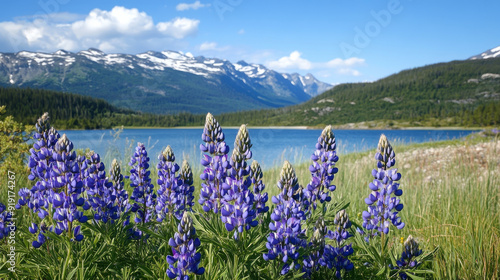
0;49;331;114
210;45;500;127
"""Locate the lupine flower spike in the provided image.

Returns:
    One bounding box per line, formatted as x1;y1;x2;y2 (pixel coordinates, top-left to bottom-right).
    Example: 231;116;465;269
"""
362;134;404;238
326;210;354;279
17;113;60;230
249;160;269;218
302;218;328;277
199;113;230;214
167;212;205;279
179;160;195;215
51;135;89;232
393;235;423;279
17;114;89;247
305;125;339;213
221;124;259;239
129;143;157;230
156;146;181;222
110;159;130;223
84;151;119;223
264;161;306;275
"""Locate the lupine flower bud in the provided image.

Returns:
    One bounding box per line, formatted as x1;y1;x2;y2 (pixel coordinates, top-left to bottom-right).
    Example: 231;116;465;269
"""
332;209;352;244
264;161;306;275
199;113;230;214
179;160;195;214
394;235;423;279
110;159;129;220
231;124;252;165
167;212;205;279
250;161;269;216
180;160;193;186
305;125;339;213
362;134;405;236
302;218;327;277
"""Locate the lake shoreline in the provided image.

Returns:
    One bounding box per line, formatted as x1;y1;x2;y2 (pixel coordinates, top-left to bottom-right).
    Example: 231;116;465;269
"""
105;125;482;131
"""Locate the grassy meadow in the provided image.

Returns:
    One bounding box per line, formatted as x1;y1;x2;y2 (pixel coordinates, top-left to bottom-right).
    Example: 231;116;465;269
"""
0;128;498;280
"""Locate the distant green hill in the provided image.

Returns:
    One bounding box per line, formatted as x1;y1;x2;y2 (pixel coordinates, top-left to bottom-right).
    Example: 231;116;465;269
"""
214;58;500;127
0;87;205;129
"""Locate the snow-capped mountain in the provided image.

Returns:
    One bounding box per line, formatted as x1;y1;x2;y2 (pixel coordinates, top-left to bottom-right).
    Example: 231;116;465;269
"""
469;45;500;60
0;49;332;114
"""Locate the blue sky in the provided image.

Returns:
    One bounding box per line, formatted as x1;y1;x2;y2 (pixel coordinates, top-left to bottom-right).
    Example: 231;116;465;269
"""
0;0;498;84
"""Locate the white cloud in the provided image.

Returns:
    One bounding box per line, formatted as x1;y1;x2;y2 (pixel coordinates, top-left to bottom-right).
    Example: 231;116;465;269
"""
198;41;229;52
266;51;365;76
0;6;200;53
176;1;210;11
157;17;199;39
268;51;312;70
199;42;218;51
238;29;245;35
72;7;155;38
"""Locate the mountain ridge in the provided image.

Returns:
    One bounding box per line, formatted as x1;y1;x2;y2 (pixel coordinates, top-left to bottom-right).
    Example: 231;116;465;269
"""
0;48;332;114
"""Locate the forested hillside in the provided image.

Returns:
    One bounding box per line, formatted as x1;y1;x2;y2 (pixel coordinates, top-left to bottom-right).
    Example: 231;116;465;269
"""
2;57;499;129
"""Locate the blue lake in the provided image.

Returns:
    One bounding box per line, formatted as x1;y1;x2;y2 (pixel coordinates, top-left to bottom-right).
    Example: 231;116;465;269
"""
60;128;478;170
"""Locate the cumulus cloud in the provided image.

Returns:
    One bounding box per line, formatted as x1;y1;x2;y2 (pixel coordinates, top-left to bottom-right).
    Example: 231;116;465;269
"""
268;51;312;70
198;41;229;52
157;17;199;39
0;6;200;53
176;1;210;11
267;51;365;76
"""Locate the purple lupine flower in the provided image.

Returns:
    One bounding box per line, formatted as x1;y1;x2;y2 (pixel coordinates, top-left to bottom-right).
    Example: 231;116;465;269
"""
264;161;306;275
221;125;259;239
198;113;230;214
110;159;130;223
17;112;60;215
0;202;13;240
166;212;205;279
302;218;328;277
84;151;119;223
129;143;157;226
16;114;88;246
362;134;404;237
305;125;339;213
156;146;181;222
31;222;48;248
393;235;423;279
249;160;269;217
324;210;354;279
179;160;195;215
47;134;88;241
303;211;354;279
330;209;352;244
110;159;129;212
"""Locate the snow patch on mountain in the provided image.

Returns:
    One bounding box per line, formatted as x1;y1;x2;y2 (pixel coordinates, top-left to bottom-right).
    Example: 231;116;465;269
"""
469;45;500;60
